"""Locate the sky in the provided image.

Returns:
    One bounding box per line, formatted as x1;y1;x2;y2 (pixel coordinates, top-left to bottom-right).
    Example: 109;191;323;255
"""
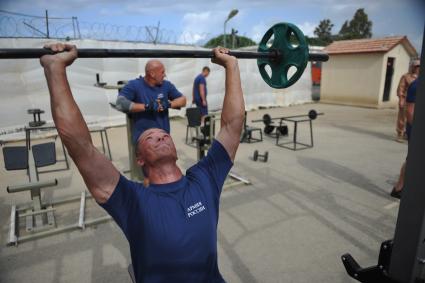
0;0;424;53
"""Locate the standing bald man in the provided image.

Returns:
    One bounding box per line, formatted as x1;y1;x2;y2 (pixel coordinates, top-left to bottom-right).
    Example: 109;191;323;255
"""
116;60;187;143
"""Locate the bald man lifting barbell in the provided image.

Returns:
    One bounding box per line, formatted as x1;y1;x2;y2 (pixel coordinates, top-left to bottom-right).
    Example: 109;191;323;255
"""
40;42;244;283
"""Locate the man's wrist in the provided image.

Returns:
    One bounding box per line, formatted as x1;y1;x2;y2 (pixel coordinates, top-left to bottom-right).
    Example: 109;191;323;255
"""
43;63;67;78
223;58;238;69
43;60;67;71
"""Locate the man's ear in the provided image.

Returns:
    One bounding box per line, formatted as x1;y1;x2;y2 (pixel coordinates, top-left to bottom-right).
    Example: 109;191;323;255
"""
136;156;145;167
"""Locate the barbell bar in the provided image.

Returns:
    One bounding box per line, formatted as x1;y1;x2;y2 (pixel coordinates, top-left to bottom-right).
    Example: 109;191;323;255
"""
0;48;328;61
252;109;324;123
0;22;328;89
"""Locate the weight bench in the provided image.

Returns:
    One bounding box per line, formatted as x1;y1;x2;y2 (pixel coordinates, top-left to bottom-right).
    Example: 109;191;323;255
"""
4;143;58;245
3;142;111;246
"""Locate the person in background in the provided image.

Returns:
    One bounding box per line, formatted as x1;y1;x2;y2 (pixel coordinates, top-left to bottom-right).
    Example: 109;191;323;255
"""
391;78;418;199
115;59;187;144
395;59;420;142
192;66;210;123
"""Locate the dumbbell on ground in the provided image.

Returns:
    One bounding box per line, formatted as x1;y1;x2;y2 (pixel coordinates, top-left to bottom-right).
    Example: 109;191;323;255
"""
253;150;268;162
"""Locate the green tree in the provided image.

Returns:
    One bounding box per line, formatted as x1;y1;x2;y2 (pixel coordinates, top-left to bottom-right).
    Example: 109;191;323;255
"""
338;8;373;40
339;21;350;36
306;36;328;46
313;19;334;45
204;34;256;48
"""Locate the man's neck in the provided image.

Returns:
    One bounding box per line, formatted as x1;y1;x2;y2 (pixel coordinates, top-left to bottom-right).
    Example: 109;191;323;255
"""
147;163;183;185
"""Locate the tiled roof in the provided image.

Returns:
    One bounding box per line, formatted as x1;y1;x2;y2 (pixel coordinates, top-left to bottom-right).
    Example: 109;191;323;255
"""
324;36;418;57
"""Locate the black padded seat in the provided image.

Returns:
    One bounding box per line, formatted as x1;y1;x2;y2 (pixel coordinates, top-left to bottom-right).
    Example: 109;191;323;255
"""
32;142;56;167
3;146;28;170
186;107;202;145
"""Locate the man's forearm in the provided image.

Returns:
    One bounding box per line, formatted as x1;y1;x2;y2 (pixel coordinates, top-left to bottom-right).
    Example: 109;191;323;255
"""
44;65;93;158
397;77;407;98
221;61;244;132
171;96;187;108
199;85;206;104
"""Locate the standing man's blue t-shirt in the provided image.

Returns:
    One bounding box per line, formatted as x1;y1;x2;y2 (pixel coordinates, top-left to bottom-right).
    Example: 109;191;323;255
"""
406;79;417;104
193;74;208;116
406;79;418;140
119;77;183;143
193;74;207;103
100;140;232;283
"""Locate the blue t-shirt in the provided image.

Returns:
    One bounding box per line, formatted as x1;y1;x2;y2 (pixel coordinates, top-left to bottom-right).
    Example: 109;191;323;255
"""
100;140;233;283
406;79;417;140
119;77;183;143
406;79;417;103
193;74;207;104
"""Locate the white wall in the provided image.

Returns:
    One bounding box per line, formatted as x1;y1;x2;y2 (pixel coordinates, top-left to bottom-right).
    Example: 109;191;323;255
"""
379;44;412;107
321;53;384;107
320;43;413;108
0;38;313;140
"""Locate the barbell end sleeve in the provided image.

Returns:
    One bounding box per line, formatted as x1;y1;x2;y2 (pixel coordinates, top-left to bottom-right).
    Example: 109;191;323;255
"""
308;52;329;62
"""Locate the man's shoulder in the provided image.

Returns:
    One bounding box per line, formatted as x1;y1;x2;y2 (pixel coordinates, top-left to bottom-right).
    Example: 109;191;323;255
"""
160;79;175;88
403;73;417;81
197;74;206;82
189;140;231;171
194;74;204;82
123;77;144;88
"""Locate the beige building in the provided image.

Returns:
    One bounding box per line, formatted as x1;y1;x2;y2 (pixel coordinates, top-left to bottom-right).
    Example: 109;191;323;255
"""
321;36;418;108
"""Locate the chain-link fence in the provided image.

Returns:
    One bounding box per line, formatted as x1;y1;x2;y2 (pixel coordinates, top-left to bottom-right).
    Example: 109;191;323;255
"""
0;9;211;45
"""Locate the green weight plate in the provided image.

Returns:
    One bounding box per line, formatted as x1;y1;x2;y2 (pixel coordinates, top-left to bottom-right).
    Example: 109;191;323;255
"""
257;22;309;89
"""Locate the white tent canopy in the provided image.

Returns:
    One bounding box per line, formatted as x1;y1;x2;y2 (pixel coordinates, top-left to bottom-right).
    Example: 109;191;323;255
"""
0;38;314;141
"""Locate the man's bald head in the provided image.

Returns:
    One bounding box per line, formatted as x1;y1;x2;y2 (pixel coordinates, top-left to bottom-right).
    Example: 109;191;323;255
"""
145;60;164;73
144;60;166;86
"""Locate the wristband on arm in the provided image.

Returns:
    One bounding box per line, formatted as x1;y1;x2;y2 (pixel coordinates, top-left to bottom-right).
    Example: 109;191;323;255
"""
115;96;134;113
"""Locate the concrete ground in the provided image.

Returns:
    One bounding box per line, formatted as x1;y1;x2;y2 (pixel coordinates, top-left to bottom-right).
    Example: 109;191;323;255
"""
0;103;407;283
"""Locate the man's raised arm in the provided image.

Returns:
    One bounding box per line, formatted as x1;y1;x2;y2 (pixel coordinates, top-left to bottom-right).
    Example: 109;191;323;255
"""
40;43;120;204
213;47;245;161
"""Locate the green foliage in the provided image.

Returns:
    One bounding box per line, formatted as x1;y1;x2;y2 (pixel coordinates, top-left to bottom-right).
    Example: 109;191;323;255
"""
313;19;334;45
337;8;373;40
204;34;256;49
306;36;329;47
309;8;373;46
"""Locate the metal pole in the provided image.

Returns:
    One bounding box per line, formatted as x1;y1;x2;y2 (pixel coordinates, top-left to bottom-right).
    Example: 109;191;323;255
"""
45;10;49;39
72;17;76;39
388;23;425;283
154;21;160;45
251;112;324;122
223;21;227;47
75;17;81;39
273;112;324;120
0;48;329;62
232;28;236;49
